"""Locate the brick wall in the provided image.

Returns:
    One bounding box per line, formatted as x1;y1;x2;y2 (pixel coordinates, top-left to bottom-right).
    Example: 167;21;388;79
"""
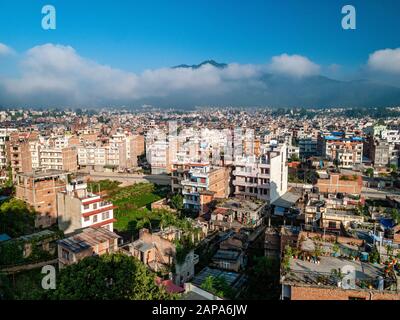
290;285;400;300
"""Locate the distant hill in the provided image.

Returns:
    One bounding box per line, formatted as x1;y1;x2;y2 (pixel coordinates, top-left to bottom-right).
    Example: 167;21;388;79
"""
172;59;228;70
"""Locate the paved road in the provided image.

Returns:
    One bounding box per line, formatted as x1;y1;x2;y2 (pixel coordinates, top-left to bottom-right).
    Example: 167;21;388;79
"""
86;171;171;186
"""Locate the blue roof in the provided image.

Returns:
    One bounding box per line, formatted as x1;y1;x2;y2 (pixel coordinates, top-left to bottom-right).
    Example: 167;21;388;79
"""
0;233;11;242
379;218;395;229
324;136;341;140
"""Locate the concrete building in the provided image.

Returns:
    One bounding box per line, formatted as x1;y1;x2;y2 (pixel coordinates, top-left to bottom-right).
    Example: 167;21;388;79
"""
147;140;170;174
0;128;17;181
57;179;116;234
299;137;318;159
6;131;39;180
233;143;288;203
57;227;120;269
120;227;200;286
15;169;69;228
320;133;363;168
180;163;231;212
39;146;78;172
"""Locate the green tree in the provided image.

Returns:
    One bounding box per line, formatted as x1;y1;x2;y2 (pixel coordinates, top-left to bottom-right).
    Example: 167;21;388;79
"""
51;253;174;300
365;168;374;178
170;194;184;211
0;199;35;237
201;276;235;299
243;256;280;300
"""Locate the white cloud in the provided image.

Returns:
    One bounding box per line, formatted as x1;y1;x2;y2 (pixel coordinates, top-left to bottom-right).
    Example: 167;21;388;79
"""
0;44;326;106
0;43;14;56
267;54;320;77
368;48;400;74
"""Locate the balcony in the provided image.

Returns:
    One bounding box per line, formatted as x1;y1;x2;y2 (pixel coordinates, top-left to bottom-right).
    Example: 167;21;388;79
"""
233;170;257;178
233;180;258;187
181;180;207;188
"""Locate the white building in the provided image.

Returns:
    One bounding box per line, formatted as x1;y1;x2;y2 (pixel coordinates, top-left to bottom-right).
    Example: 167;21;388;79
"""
57;180;116;234
233;142;288;203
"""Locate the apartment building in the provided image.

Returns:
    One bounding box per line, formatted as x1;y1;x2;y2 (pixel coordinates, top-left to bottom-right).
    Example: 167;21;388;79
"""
15;169;69;228
57;227;120;269
6;131;39;180
320;133;363;168
39;146;78;172
233;142;288;203
147;140;170;174
180;163;231;212
126;134;145;167
0;128;17;181
57;179;116;234
77;144;107;171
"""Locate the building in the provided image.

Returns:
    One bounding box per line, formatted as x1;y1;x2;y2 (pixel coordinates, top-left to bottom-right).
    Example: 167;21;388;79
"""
57;179;116;234
77;145;107;171
280;232;399;300
39;146;78;172
233;143;288;203
316;173;362;196
299;137;318;159
180;163;231;212
120;227;200;286
126;134;145;167
320;133;363;168
6;131;38;180
57;227;120;268
15;169;69;228
210;198;267;231
147;140;170;174
0;128;17;181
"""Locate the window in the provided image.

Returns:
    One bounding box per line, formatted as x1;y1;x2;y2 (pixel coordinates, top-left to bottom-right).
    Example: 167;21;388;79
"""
84;204;89;210
93;215;98;223
84;216;90;222
93;203;98;210
328;221;337;229
102;211;110;220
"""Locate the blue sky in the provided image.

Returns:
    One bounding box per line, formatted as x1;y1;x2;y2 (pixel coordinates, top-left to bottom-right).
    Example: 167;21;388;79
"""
1;0;400;72
1;0;400;107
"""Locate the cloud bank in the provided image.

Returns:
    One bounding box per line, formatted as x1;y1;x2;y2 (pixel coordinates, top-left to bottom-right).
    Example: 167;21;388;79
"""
368;48;400;74
0;43;14;56
1;43;400;107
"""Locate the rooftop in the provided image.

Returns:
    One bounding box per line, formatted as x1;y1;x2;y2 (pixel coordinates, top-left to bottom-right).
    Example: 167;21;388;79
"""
17;169;69;179
58;227;120;253
217;197;266;212
282;255;395;291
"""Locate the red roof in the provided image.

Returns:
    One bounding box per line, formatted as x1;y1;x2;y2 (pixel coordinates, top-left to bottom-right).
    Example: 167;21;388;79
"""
82;205;116;218
155;277;185;294
213;207;229;215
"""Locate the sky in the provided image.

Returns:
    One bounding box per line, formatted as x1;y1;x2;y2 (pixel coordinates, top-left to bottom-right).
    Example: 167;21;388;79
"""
1;0;400;107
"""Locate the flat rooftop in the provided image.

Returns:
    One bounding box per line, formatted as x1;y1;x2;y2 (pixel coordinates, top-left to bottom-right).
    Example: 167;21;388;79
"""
212;249;241;261
217;197;265;211
192;267;245;290
58;227;120;253
17;169;68;179
272;192;301;209
283;255;393;290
